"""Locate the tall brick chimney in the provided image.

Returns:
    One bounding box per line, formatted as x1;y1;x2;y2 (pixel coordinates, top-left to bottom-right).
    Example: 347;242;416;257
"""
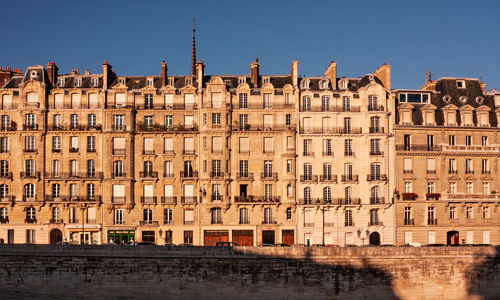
374;63;391;90
102;60;110;90
46;62;58;86
324;61;337;90
291;60;298;88
196;60;205;90
250;58;259;87
161;61;168;87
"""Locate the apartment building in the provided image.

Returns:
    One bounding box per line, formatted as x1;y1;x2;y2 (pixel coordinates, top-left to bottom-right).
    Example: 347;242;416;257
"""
296;62;396;246
395;76;500;245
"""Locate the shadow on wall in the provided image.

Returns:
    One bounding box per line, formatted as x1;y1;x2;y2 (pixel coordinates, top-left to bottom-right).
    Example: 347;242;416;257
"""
0;245;498;299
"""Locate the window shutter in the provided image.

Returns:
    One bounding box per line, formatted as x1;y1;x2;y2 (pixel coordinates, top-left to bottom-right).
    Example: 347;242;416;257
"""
322;117;332;130
71;94;81;108
71;137;79;148
264;137;273;152
303;117;311;129
428;231;435;244
144;138;153;151
404;159;412;170
448;112;456;124
211;93;222;108
184;138;194;151
263;115;273;127
184;115;194;126
54;94;63;108
88;94;98;108
465;114;472;125
212;136;221;152
184;94;194;108
115;93;126;106
239;137;249;152
427;159;435;171
27;92;38;103
113;138;125;149
183;184;193;197
164;185;173;197
480;113;488;125
144;185;153;197
165;94;173;108
87;207;96;221
164;138;173;151
403;111;410;123
184;210;194;222
113;185;125;197
2;94;12;109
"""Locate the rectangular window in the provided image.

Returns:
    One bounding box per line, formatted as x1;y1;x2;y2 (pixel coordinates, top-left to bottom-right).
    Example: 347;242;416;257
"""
466;182;473;194
212;113;221;125
345;210;353;226
466;206;473;219
427;207;435;225
239;137;249;153
285;114;291;125
164;208;173;224
184;209;194;225
449;206;456;219
370;139;380;155
87;136;96;152
25;136;36;151
263;93;272;108
144;94;154;109
26;229;35;244
404;158;412;173
404;182;412;193
52;136;61;151
449;135;455;146
238;93;248;109
264;137;273;153
481;136;488;146
465;136;472;146
323;139;332;156
344;139;352;156
482;159;490;174
286;160;292;173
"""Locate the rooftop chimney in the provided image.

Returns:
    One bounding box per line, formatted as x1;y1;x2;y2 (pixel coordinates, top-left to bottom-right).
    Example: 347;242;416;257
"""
480;82;486;94
374;63;391;90
196;60;205;90
85;69;91;75
161;61;168;87
46;62;58;86
102;60;111;90
291;60;298;88
324;61;337;90
250;58;259;87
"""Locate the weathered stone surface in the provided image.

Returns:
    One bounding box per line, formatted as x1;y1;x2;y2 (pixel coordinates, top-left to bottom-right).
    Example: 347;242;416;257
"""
0;245;498;299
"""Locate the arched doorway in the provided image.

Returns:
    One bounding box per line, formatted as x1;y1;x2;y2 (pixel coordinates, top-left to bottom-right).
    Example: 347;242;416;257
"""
50;229;63;244
447;231;459;245
369;232;381;245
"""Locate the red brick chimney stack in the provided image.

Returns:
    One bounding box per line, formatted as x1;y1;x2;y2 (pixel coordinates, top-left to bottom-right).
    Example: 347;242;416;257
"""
161;61;168;87
250;58;259;87
46;62;58;86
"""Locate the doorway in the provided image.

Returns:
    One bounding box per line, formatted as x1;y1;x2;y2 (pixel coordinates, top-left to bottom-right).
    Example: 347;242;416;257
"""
262;230;275;245
447;231;459;245
240;185;247;197
369;232;381;245
50;229;63;244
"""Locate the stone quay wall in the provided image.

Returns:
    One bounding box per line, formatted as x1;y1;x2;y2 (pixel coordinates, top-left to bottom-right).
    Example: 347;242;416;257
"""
0;245;498;300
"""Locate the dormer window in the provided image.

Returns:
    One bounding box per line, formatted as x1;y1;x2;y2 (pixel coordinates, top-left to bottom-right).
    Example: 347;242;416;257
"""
301;79;310;89
75;78;82;87
30;70;38;79
185;78;192;86
321;80;328;89
339;80;346;89
91;77;98;87
168;78;174;86
456;80;465;88
224;79;231;85
57;78;65;87
238;77;246;84
147;78;154;86
262;77;270;84
398;92;430;103
119;78;126;85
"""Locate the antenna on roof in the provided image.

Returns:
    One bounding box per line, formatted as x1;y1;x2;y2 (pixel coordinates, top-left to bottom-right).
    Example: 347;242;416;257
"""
191;17;196;76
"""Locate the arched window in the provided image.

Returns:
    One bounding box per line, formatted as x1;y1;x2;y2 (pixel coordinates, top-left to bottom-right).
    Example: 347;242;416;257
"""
239;208;249;224
370;209;379;225
323;187;332;204
23;183;35;201
304;187;311;204
345;187;352;204
211;207;222;224
371;186;379;204
287;184;292;197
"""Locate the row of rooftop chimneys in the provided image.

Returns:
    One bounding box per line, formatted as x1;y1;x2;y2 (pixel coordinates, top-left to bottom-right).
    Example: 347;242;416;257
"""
15;59;392;91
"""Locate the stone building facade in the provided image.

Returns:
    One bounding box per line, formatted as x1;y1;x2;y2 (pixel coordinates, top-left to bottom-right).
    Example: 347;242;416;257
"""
0;59;498;246
394;77;500;245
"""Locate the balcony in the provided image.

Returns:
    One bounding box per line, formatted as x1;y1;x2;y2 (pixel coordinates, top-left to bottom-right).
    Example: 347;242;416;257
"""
163;172;175;178
161;196;177;204
404;219;415;225
366;174;388;182
368;221;383;226
211;195;223;202
344;151;355;156
180;171;198;179
0;172;13;179
299;127;362;134
299;198;333;205
210;172;224;179
304;222;314;227
465;170;474;175
111;125;127;131
396;144;442;151
136;103;198;110
141;196;157;204
23;148;37;153
25;218;37;224
48;124;102;131
323;151;334;157
481;170;491;175
0;196;15;202
163;150;175;155
182;150;196;155
20;172;40;179
369;127;385;134
139;171;158;179
44;172;104;180
50;219;64;224
319;175;337;183
233;103;294;110
111;173;126;179
445;194;498;201
22;124;39;131
180;196;197;204
184;221;194;225
236;172;254;180
232;124;295;132
303;151;314;157
138;124;198;133
68;218;79;224
369;197;386;204
340;127;363;134
50;103;103;110
300;175;318;182
341;175;358;182
368;105;385;111
112;149;126;155
403;170;413;174
337;198;361;205
87;148;96;153
370;151;384;156
426;193;441;201
448;170;458;174
342;106;360;112
260;172;278;180
262;220;277;225
44;195;102;203
427;170;436;174
142;150;155;155
402;193;418;201
139;220;159;226
233;196;280;203
22;196;38;202
69;147;79;153
441;145;500;153
112;197;126;204
0;217;8;223
428;219;438;225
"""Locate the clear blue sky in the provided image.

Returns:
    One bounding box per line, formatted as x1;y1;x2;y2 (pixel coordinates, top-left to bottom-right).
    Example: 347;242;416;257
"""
1;0;499;89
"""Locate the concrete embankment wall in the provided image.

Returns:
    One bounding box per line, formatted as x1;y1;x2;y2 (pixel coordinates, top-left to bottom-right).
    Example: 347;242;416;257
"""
0;245;498;300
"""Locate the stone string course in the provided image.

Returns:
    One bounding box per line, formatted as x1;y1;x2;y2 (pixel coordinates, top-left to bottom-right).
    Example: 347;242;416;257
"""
0;245;498;299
